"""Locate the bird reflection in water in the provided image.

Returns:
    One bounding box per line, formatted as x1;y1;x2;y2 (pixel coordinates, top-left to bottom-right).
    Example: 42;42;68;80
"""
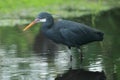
33;32;59;55
55;68;106;80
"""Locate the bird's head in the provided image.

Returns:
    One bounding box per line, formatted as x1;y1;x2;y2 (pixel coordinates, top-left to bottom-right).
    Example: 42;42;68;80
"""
23;12;53;31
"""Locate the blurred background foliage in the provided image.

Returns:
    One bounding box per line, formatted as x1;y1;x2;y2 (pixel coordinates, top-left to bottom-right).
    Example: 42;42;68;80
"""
0;0;120;19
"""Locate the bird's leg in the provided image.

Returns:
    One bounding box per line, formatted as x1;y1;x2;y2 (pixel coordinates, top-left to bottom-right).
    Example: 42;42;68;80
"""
67;47;73;69
78;48;84;63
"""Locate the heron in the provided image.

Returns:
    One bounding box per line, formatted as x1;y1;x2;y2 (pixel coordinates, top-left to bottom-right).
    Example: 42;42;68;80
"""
23;12;104;62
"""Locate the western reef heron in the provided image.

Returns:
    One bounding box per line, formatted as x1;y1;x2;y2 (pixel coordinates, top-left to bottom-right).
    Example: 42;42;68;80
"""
23;12;104;62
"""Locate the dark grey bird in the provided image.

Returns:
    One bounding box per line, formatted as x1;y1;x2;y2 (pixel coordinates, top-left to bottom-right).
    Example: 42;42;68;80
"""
23;12;104;61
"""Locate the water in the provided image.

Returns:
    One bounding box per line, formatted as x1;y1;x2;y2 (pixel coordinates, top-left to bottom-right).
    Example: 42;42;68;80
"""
0;8;120;80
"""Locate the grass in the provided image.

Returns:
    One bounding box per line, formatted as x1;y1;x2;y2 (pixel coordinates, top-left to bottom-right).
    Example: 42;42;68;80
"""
0;0;116;19
0;0;119;27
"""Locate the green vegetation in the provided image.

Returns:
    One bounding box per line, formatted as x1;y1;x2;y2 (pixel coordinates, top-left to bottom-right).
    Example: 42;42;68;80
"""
0;0;119;19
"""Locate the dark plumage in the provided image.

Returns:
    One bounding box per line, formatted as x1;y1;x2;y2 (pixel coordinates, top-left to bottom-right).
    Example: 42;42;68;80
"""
37;12;104;48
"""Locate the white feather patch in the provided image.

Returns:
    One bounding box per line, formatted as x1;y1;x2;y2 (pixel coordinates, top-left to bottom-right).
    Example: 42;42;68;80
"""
40;18;46;22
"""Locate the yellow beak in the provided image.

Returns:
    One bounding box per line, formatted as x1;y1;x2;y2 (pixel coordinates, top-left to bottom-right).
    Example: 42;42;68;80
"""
23;21;36;31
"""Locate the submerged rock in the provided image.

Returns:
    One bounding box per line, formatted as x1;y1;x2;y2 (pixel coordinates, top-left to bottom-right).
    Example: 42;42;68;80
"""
55;68;106;80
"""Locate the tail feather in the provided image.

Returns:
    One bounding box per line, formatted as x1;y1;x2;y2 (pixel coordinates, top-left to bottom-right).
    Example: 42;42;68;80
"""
96;31;104;41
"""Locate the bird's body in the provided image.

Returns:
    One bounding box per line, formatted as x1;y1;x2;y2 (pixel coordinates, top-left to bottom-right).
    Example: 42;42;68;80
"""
41;18;103;49
23;12;104;48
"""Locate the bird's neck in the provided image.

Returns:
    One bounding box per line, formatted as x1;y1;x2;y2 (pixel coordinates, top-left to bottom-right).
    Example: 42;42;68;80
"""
41;19;54;32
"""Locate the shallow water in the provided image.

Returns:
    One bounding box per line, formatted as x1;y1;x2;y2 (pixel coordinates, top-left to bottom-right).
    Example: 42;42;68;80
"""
0;8;120;80
0;39;106;80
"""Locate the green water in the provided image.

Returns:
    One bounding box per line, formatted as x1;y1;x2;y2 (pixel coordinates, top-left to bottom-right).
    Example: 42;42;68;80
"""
0;8;120;80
